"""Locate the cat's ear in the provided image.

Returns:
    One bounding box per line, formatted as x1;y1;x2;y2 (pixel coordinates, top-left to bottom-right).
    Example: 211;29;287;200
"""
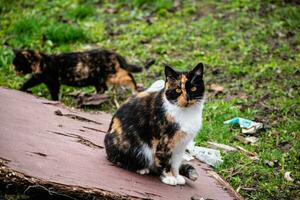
165;65;178;80
191;62;204;78
16;50;32;59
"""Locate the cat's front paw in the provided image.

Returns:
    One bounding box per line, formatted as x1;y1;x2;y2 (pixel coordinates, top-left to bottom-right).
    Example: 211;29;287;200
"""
137;168;150;175
160;175;177;186
176;175;186;185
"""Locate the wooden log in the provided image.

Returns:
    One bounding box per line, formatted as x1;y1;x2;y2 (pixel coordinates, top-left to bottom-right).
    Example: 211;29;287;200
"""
0;87;242;200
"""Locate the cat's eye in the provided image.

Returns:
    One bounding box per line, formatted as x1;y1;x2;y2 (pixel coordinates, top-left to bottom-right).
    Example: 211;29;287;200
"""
191;87;197;92
176;88;181;93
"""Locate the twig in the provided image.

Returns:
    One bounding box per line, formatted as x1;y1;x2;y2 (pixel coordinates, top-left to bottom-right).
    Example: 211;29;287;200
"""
24;184;77;200
112;87;120;108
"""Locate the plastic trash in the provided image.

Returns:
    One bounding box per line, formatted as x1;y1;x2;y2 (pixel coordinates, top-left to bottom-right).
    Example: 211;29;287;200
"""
185;142;223;167
224;117;263;133
145;80;165;92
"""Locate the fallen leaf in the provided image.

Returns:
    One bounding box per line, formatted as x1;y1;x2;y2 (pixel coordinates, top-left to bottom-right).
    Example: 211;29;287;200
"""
245;136;259;144
75;93;109;107
212;68;221;75
284;171;294;182
208;83;224;93
207;142;238;152
264;160;274;167
278;141;292;152
145;15;155;25
235;145;258;160
105;7;118;14
235;135;258;145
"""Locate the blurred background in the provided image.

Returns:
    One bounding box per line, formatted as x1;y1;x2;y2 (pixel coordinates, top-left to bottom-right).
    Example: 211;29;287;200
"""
0;0;299;199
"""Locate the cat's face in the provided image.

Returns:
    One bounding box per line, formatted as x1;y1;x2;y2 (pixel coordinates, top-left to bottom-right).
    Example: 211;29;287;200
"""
12;50;41;75
164;63;205;107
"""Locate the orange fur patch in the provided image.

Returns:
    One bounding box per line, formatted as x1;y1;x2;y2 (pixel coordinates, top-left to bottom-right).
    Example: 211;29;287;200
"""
171;168;178;176
111;117;123;135
31;52;42;74
177;74;189;107
166;113;175;122
137;91;150;98
151;138;160;167
187;99;197;107
110;117;123;145
21;51;31;58
165;81;170;90
180;74;188;87
106;55;136;92
120;140;130;150
169;131;186;149
15;71;23;76
165;79;180;90
162;171;174;177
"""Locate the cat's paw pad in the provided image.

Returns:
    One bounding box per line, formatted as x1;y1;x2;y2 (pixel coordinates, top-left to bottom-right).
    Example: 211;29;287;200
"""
176;175;186;185
137;168;150;175
160;176;177;186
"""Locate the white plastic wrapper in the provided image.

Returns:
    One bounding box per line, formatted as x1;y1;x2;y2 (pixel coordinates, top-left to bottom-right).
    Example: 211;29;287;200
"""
185;141;223;167
145;80;165;92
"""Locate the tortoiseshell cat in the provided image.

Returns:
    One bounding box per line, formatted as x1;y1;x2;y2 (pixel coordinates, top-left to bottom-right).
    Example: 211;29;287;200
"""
12;49;154;100
104;63;205;185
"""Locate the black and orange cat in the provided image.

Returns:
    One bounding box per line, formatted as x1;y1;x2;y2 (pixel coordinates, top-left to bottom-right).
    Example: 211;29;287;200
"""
12;49;154;100
104;63;205;186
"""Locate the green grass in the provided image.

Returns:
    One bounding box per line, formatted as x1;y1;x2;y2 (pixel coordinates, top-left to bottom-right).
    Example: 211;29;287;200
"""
0;0;299;199
44;23;88;44
66;5;95;20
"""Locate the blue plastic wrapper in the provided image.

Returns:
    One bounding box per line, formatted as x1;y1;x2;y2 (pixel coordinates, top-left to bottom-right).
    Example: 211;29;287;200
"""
224;117;259;129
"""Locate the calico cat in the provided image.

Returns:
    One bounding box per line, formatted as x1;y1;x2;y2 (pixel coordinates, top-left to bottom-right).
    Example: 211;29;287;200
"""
12;49;154;100
104;63;205;186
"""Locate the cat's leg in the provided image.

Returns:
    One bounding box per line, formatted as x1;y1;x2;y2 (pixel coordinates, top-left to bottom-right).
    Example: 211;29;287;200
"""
168;132;195;185
20;76;42;92
46;82;60;101
170;150;186;185
179;163;198;181
155;151;178;185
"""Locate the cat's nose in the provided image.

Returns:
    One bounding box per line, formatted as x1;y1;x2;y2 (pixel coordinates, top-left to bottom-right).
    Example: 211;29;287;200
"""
186;94;190;101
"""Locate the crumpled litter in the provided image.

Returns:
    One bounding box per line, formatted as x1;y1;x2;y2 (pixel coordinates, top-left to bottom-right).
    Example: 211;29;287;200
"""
184;142;223;167
224;117;263;134
145;80;165;92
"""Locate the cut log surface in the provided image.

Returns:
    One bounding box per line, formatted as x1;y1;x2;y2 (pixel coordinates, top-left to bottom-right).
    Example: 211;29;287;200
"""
0;87;242;200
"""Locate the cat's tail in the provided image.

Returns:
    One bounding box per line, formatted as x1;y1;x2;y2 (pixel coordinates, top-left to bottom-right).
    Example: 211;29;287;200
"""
179;163;199;181
118;56;155;73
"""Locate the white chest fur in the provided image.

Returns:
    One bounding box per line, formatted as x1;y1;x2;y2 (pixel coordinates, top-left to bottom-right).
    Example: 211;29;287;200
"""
163;98;204;181
163;99;204;137
147;80;203;136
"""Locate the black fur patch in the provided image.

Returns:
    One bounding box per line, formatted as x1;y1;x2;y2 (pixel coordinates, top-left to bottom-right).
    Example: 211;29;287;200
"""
104;63;205;181
12;49;154;100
